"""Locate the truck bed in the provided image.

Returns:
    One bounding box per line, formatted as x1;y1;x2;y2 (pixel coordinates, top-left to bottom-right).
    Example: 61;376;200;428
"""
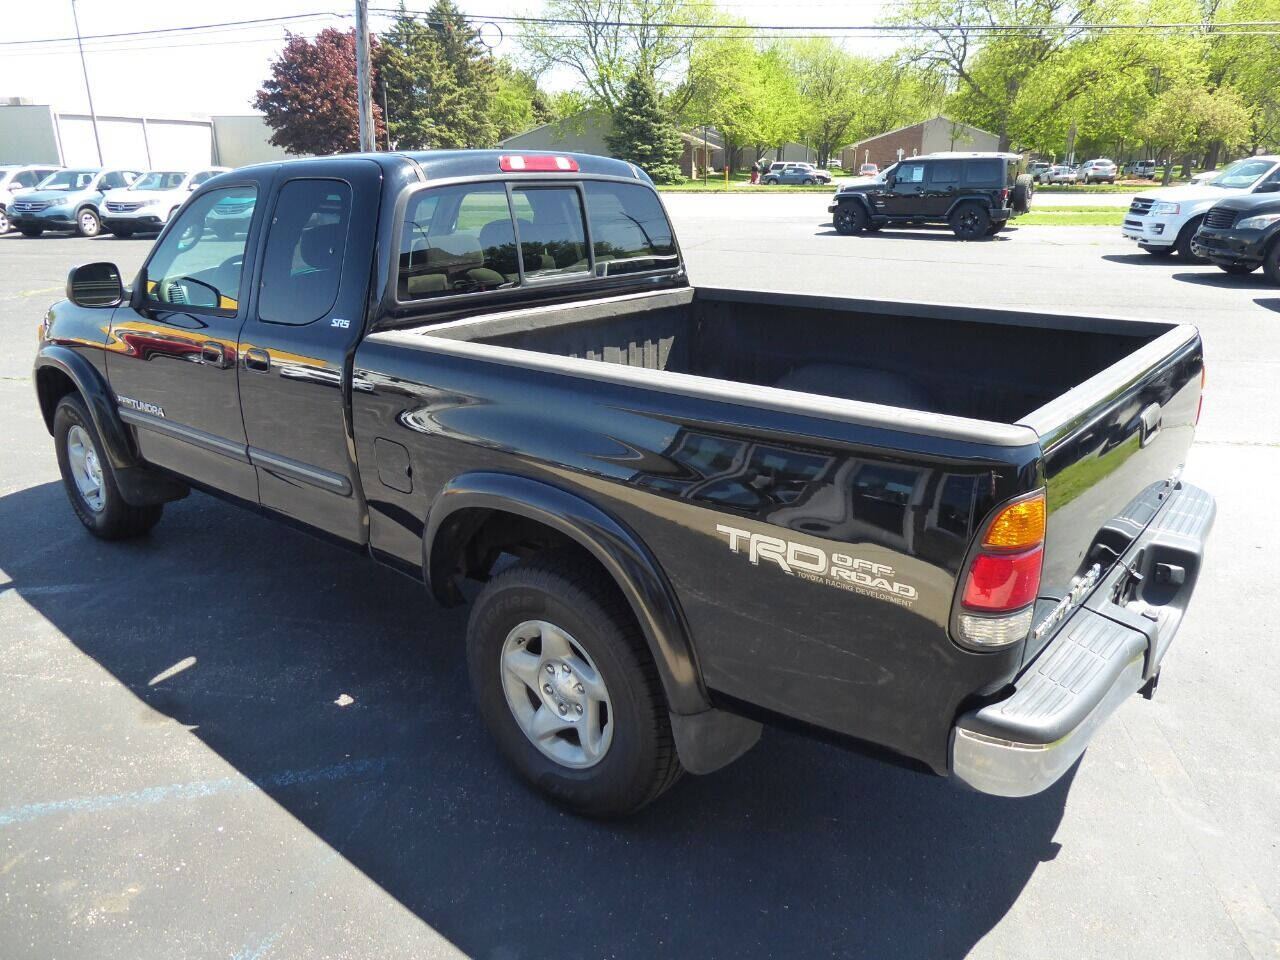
418;286;1176;428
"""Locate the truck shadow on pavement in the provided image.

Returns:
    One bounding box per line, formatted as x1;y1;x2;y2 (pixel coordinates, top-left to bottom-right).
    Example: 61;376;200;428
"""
0;481;1075;960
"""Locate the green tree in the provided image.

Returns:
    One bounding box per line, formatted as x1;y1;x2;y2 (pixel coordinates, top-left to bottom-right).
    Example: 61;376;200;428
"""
377;5;456;149
491;59;553;141
606;71;685;183
425;0;498;147
1138;83;1252;183
520;0;714;109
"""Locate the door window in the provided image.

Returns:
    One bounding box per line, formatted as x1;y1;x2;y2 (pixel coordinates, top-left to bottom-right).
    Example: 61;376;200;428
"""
897;163;925;184
191;170;221;186
962;160;1001;184
258;179;352;325
143;185;257;312
928;161;959;185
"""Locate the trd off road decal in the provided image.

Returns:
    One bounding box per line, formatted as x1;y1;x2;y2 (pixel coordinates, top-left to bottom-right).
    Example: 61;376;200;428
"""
715;524;918;608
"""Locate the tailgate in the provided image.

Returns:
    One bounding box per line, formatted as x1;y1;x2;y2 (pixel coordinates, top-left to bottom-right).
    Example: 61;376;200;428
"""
1017;324;1203;663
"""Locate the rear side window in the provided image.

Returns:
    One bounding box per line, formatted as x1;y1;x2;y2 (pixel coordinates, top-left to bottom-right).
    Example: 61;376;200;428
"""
399;183;519;300
258;178;351;325
963;160;1002;185
583;181;678;277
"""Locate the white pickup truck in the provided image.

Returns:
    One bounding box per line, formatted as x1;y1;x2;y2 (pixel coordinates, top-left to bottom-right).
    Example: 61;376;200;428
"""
1122;155;1280;259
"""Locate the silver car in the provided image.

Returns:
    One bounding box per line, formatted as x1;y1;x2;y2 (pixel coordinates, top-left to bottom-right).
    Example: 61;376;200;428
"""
1079;158;1118;184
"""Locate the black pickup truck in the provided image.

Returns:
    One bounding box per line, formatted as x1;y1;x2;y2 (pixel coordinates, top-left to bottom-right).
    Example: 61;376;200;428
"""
35;150;1215;816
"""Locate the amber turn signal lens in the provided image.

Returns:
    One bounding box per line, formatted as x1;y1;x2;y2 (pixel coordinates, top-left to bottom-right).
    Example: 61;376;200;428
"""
982;494;1046;550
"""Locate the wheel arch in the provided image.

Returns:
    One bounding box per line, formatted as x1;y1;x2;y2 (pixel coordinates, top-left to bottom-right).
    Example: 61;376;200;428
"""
423;471;711;716
944;196;990;219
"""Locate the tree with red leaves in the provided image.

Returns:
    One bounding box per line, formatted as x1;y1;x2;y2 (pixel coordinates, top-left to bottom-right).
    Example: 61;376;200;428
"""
254;28;385;155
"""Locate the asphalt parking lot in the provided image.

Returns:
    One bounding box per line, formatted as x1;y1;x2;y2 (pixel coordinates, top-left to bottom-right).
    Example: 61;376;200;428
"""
1;202;1278;959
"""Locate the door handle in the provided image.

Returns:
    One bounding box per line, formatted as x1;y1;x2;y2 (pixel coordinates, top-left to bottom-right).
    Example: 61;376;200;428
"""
244;347;271;372
200;341;229;368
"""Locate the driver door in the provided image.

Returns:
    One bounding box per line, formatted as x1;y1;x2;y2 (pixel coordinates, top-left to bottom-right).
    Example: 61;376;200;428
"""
106;173;272;503
883;161;926;217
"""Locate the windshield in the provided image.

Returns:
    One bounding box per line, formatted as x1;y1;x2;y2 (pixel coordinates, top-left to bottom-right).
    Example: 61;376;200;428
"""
38;169;96;191
131;171;187;191
1209;158;1277;189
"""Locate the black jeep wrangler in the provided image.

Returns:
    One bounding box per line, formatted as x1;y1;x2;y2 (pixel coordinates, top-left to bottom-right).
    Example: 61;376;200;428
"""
830;152;1032;239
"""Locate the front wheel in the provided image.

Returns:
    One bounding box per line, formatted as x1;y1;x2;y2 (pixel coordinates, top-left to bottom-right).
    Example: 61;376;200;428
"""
950;203;991;240
76;207;102;238
1262;241;1280;285
763;177;777;185
803;177;817;185
0;208;8;233
1175;218;1207;262
20;226;43;237
54;394;163;539
833;203;866;235
466;551;683;817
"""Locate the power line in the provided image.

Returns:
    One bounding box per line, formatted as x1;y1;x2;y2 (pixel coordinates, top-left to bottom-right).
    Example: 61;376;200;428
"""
0;12;348;47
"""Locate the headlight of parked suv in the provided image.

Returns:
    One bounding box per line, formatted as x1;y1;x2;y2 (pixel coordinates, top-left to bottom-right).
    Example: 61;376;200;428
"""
1150;201;1181;215
1237;213;1280;230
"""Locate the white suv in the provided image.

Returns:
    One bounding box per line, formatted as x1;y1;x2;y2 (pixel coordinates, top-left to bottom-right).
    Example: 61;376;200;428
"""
0;164;62;233
100;167;229;237
1122;156;1280;259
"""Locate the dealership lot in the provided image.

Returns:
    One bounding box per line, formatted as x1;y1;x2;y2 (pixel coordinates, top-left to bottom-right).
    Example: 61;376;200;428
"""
1;205;1278;959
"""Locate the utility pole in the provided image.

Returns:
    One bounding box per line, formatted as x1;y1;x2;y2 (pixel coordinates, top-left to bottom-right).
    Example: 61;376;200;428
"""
381;79;391;150
354;0;375;152
70;0;103;165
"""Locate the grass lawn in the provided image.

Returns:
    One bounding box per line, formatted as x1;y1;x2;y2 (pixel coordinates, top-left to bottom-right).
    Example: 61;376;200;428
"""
1018;206;1125;227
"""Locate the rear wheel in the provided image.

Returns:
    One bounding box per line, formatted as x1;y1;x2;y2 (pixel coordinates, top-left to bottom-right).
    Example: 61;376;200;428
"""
833;203;866;235
1217;262;1257;275
466;551;683;817
76;207;101;238
950;203;990;240
1176;217;1207;262
54;394;163;540
986;222;1004;236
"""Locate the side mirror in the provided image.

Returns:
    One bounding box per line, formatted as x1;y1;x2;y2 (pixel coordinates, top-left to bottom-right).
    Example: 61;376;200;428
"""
1255;181;1280;193
66;262;125;308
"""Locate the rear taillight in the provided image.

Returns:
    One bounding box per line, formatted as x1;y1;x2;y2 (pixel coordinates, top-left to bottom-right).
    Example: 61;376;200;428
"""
956;492;1046;649
999;187;1009;205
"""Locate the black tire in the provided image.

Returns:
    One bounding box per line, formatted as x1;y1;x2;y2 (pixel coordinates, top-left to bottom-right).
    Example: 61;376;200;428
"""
111;226;135;239
986;222;1004;235
1216;262;1257;275
950;202;990;240
1262;240;1280;285
54;394;163;540
466;550;683;817
803;177;817;185
0;208;9;233
75;207;101;238
833;203;866;235
1175;217;1207;262
20;226;43;237
763;177;777;185
1144;245;1176;258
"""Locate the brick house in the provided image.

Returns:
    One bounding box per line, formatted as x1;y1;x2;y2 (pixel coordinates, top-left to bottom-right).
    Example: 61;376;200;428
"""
839;117;1001;172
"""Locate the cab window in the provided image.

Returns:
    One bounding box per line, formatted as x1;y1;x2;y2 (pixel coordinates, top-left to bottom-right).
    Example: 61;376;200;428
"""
143;185;256;312
398;182;519;300
258;179;351;325
511;186;589;281
583;181;678;277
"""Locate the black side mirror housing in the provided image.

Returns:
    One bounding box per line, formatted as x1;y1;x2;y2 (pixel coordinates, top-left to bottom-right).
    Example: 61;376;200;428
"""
1255;181;1280;193
66;262;125;308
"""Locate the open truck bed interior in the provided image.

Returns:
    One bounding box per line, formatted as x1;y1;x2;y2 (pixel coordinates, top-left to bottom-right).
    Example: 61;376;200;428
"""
417;286;1176;428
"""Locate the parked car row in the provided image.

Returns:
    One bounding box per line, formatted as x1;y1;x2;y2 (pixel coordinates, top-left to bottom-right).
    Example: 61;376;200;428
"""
1029;158;1119;185
762;161;832;185
1;164;228;238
